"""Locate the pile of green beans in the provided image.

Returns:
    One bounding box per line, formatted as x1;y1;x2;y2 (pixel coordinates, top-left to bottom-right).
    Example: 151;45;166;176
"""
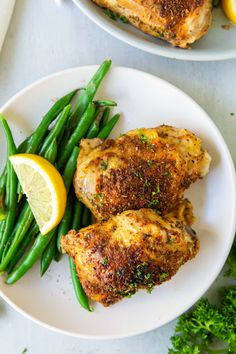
0;60;120;311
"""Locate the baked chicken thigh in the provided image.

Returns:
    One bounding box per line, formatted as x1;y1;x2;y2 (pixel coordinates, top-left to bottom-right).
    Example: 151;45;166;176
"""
74;125;211;220
92;0;212;48
61;202;199;306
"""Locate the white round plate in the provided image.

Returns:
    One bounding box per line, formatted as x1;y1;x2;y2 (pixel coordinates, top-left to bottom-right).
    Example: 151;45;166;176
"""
73;0;236;61
0;66;235;339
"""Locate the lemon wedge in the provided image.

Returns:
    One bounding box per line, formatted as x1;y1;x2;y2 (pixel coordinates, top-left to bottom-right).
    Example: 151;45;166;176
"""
10;154;67;235
222;0;236;25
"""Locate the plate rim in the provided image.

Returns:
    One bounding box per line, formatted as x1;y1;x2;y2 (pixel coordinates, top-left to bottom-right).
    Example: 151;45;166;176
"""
0;65;236;339
72;0;236;62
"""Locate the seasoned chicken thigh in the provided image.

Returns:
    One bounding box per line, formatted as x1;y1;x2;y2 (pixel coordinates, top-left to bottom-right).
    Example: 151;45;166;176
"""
61;203;199;306
74;125;211;220
92;0;212;48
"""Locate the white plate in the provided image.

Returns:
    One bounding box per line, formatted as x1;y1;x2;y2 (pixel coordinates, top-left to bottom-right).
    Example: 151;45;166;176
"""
73;0;236;61
0;66;235;339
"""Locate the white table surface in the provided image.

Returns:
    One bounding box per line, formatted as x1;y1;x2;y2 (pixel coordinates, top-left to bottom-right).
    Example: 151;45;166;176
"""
0;1;235;353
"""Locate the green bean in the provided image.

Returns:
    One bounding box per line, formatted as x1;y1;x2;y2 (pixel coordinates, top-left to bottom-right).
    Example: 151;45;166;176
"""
57;192;73;252
81;208;91;228
97;113;120;139
1;229;16;261
39;104;71;156
26;89;77;154
62;146;80;192
0;210;6;221
0;167;7;192
17;137;30;153
44;139;58;163
0;116;17;260
72;199;83;230
70;60;111;129
0;222;5;253
57;103;96;170
7;224;39;273
68;257;93;311
0;203;34;271
0;136;29;201
58;62;112;152
6;229;55;284
86;121;100;139
94;100;117;107
69;204;92;311
40;233;57;276
100;107;110;129
0;169;7;209
54;243;61;262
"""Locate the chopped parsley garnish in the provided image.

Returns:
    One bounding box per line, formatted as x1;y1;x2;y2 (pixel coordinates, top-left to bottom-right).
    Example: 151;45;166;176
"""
100;160;108;171
147;283;154;294
148;199;160;208
133;170;151;188
119;15;129;23
147;160;154;166
152;183;160;195
144;179;151;187
94;193;105;207
104;9;129;23
133;170;144;180
135;262;148;278
120;282;137;298
137;262;148;269
22;349;28;354
163;171;171;177
101;257;108;266
230;112;234;116
144;273;152;280
160;272;169;280
94;193;104;199
139;134;149;144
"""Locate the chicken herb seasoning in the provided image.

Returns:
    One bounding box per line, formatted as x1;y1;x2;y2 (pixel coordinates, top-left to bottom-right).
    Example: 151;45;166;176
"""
152;183;160;195
160;272;169;280
101;257;108;266
147;159;154;166
148;199;160;208
139;134;149;144
100;160;108;170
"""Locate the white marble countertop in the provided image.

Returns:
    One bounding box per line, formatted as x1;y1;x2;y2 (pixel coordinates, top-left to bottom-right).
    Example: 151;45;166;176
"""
0;1;235;353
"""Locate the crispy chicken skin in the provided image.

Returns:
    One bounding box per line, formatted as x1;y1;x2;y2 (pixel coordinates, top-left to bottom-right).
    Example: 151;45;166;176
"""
92;0;212;48
61;204;199;306
74;125;211;220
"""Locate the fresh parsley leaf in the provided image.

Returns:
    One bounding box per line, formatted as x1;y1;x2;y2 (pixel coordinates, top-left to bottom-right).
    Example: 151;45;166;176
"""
100;160;108;171
101;257;108;266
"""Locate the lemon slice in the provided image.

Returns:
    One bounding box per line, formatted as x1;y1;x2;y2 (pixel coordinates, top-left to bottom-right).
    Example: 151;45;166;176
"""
10;154;67;235
222;0;236;25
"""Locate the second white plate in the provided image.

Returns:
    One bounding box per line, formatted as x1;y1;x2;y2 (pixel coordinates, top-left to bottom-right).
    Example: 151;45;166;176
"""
73;1;236;61
0;65;235;338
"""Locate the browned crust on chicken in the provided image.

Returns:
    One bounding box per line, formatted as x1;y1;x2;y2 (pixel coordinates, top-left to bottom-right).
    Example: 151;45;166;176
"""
92;0;212;48
61;207;199;306
74;125;211;220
